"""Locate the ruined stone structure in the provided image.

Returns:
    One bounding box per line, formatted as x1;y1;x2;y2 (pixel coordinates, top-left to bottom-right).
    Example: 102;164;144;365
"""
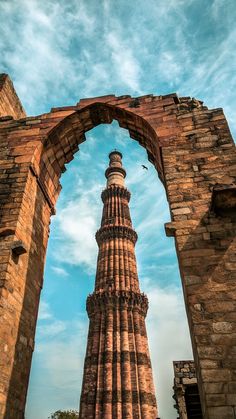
173;361;202;419
79;151;158;418
0;73;235;418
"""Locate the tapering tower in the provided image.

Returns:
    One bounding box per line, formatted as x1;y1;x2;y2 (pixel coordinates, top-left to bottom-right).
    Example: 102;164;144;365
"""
79;151;158;419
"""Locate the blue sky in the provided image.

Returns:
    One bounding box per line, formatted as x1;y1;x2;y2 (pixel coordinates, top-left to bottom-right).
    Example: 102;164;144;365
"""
1;0;236;418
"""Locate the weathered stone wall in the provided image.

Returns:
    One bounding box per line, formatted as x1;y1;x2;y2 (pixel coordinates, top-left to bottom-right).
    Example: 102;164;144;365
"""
0;120;51;417
0;75;235;418
173;361;202;418
0;74;26;119
163;104;236;419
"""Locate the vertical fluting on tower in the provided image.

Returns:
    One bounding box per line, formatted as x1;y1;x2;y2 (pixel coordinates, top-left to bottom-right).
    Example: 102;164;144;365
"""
79;151;158;419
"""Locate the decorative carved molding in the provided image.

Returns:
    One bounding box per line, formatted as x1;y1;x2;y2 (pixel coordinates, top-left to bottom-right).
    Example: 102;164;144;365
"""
105;165;126;179
87;290;149;317
101;185;131;202
96;225;138;245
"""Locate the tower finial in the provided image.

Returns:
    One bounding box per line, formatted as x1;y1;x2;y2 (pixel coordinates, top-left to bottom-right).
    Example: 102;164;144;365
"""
105;150;126;187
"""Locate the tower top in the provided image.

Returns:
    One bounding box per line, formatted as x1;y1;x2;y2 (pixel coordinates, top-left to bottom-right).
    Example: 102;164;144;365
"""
108;149;123;159
105;150;126;187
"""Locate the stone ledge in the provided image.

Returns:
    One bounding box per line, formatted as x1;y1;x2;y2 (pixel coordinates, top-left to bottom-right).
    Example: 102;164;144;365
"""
96;225;138;245
87;290;148;317
165;220;198;237
101;185;131;202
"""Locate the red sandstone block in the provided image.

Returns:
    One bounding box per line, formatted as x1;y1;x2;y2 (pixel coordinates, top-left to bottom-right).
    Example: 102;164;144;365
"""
206;393;226;406
46;110;75;119
208;406;234;419
9;127;40;137
228;382;236;392
156;126;180;137
211;332;236;347
213;321;233;333
227;394;236;405
205;301;235;313
172;207;191;215
201;368;231;382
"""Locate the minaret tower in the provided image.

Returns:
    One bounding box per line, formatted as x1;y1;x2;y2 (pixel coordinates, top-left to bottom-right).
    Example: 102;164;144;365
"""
79;151;158;419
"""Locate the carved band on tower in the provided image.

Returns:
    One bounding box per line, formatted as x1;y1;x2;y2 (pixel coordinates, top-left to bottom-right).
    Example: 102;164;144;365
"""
79;151;158;418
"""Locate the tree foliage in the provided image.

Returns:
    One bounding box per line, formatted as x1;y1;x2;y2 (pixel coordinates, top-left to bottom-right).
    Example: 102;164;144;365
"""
49;410;79;419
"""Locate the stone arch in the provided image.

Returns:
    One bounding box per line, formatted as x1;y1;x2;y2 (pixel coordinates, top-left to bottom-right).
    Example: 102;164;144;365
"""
37;97;169;212
0;77;236;419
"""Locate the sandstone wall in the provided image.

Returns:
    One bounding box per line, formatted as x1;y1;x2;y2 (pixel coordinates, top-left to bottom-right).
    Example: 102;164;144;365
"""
0;74;26;119
0;76;235;419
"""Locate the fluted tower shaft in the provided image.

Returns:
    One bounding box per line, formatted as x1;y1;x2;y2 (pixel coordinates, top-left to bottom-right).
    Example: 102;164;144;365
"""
79;151;158;419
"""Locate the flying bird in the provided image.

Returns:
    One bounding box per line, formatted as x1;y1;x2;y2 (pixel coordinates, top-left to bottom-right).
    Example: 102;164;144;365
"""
142;165;148;170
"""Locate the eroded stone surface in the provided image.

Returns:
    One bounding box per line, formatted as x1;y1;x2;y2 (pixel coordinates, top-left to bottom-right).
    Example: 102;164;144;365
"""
0;74;26;120
0;74;235;418
173;361;202;419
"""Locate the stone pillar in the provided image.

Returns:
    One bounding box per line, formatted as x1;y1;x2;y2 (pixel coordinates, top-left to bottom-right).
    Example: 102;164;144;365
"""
163;105;236;418
0;168;51;418
79;151;158;418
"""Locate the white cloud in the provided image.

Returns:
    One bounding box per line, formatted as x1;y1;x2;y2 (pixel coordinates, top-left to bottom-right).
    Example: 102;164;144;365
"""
37;301;68;340
51;266;69;277
181;28;236;95
38;301;52;321
38;320;67;338
2;0;235;140
53;184;102;271
211;0;230;20
36;318;87;379
26;318;88;419
0;0;101;112
107;31;142;93
68;2;95;34
145;282;192;418
157;51;182;86
0;0;144;113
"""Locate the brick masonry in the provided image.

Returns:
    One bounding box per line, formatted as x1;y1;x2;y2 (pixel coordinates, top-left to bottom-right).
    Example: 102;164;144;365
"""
173;361;202;418
0;74;235;418
79;151;158;418
0;74;26;120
